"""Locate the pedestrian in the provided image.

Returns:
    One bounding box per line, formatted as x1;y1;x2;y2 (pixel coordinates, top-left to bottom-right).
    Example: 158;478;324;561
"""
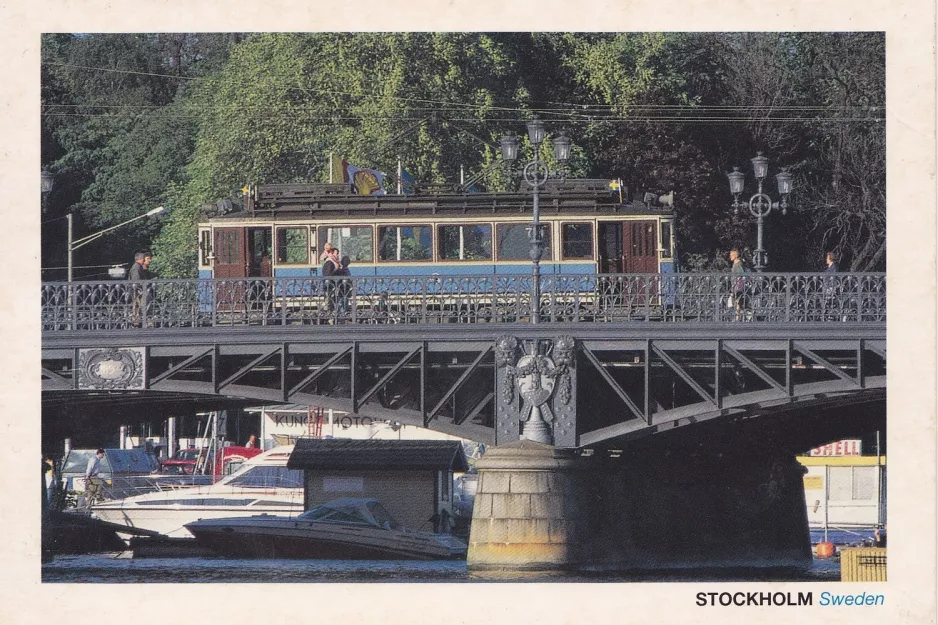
128;252;153;326
84;449;106;509
822;251;841;320
334;254;352;319
44;456;58;506
319;241;335;262
321;247;341;321
244;434;257;448
728;249;749;320
128;252;152;280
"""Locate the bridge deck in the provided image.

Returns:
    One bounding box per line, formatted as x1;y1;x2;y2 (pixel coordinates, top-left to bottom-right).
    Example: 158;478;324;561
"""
41;272;885;331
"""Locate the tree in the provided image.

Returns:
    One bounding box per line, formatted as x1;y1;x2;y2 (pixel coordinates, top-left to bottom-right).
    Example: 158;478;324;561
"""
41;33;239;279
153;33;564;275
42;33;885;277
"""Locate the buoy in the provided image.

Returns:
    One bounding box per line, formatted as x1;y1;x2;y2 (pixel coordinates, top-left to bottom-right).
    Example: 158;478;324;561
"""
816;542;835;558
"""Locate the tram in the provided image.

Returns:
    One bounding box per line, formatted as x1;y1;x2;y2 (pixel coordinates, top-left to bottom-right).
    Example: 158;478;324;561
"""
197;179;677;281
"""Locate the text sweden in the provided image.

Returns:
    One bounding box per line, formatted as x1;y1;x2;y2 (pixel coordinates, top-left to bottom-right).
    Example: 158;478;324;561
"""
695;591;885;607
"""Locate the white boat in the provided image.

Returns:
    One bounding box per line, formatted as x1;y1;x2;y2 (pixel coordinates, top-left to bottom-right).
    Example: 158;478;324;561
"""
185;498;467;560
92;446;304;537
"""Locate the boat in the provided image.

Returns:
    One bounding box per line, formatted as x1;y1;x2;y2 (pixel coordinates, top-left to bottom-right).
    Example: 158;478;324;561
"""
91;446;304;537
184;497;468;560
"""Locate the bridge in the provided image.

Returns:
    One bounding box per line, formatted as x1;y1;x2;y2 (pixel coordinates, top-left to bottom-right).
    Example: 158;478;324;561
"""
42;271;885;446
41;271;887;571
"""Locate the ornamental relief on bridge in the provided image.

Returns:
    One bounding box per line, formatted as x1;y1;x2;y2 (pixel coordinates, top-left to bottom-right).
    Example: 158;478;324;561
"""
495;335;576;445
78;347;146;390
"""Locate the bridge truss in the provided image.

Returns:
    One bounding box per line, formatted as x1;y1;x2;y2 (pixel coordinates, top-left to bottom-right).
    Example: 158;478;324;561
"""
42;322;885;448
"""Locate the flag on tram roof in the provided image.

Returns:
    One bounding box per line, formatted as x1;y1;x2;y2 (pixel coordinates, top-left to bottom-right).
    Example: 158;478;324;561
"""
330;154;387;196
400;169;417;195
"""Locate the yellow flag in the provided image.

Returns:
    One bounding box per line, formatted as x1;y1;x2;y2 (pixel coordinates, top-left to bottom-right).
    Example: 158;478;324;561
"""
331;154;347;184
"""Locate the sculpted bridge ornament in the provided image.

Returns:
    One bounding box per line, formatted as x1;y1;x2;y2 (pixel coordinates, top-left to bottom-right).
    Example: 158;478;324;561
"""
42;297;886;448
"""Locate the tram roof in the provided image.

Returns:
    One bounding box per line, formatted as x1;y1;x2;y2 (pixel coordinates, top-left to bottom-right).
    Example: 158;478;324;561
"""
201;181;674;222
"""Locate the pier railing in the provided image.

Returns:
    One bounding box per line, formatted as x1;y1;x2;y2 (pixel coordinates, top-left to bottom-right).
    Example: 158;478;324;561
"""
41;272;886;331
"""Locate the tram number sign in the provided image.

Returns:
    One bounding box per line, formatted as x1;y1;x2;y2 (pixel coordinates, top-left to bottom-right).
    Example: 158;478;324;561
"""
809;439;862;456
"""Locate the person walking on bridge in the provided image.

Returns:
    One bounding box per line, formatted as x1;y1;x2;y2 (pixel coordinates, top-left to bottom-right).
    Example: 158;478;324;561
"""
728;249;750;321
322;247;341;322
128;252;153;326
822;251;842;320
84;449;105;510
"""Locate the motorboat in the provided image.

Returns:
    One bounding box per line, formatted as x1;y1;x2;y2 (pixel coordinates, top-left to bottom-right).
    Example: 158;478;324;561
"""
92;446;304;537
184;498;468;560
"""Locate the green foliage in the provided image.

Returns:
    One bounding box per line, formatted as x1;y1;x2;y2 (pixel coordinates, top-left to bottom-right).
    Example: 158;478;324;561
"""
43;32;886;277
41;33;240;278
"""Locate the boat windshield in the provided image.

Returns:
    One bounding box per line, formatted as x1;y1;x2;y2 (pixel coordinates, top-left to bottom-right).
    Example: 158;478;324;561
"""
299;506;375;526
225;466;303;488
365;500;401;530
298;500;401;529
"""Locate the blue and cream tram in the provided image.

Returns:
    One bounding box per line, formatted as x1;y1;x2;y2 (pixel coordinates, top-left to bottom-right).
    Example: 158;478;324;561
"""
198;180;676;281
195;179;676;323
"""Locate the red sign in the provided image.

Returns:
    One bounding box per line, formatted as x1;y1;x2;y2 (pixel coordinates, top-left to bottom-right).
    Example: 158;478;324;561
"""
809;439;863;456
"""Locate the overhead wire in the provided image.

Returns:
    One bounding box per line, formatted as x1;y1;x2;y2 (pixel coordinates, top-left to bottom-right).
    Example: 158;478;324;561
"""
43;61;882;122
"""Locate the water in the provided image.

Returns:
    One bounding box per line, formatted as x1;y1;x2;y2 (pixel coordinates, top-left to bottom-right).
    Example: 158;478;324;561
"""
42;554;841;583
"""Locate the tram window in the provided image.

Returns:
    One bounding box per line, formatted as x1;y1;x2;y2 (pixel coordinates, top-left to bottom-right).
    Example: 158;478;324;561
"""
438;224;492;261
561;223;593;260
199;229;212;266
318;226;374;263
660;221;673;258
496;223;552;261
378;226;432;261
276;227;309;264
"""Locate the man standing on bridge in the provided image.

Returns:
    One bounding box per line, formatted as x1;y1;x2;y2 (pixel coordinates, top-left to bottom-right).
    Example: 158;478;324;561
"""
128;252;153;326
84;449;105;510
729;249;750;320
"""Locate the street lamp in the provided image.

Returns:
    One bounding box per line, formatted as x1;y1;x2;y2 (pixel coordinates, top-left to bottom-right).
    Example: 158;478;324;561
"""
727;152;792;271
67;206;166;282
499;117;572;323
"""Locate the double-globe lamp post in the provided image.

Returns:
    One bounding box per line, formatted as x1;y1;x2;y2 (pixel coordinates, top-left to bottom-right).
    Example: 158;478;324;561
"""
727;152;793;271
499;117;572;323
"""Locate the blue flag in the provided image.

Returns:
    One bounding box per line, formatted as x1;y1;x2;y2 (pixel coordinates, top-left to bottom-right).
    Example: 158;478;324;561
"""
400;169;417;195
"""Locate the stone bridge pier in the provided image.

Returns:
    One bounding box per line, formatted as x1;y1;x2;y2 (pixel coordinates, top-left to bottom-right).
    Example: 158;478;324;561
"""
467;438;812;571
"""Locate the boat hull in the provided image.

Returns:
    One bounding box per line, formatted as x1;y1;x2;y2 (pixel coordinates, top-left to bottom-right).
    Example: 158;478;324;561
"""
186;519;466;560
93;502;304;538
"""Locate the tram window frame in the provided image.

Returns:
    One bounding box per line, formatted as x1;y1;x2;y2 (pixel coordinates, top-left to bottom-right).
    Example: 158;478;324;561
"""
275;226;311;265
660;220;673;259
377;225;433;262
438;223;493;262
198;229;212;267
318;225;374;264
496;223;553;261
560;222;594;260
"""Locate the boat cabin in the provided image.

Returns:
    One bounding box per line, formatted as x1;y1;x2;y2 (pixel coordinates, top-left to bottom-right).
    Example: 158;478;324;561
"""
287;439;469;534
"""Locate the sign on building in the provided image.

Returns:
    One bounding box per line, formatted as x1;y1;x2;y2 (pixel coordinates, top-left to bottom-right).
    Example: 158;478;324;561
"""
809;439;863;456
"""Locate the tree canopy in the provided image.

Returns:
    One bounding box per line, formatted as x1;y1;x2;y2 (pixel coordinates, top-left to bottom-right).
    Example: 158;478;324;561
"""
41;32;885;279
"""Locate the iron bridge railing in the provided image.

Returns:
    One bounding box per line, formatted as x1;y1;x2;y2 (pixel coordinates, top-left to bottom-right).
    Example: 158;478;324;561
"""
41;272;886;332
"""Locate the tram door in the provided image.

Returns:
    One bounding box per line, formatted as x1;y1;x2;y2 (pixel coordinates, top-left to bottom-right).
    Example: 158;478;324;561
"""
246;228;272;277
212;227;272;278
598;221;659;274
598;222;624;273
213;228;247;278
623;220;658;273
212;227;248;312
